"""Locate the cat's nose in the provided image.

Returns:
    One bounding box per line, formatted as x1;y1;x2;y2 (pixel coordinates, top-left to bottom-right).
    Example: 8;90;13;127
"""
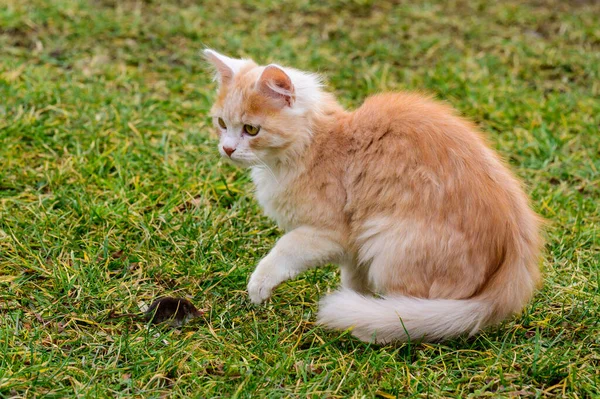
223;146;236;157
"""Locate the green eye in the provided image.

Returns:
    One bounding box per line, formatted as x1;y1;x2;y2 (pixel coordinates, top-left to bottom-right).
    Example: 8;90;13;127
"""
244;124;260;136
217;118;227;129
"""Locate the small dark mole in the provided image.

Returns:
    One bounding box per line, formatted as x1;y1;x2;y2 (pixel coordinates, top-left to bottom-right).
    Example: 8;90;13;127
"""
145;297;204;326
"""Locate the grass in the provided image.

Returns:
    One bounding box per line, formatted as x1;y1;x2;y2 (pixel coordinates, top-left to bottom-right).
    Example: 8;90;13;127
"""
0;0;599;397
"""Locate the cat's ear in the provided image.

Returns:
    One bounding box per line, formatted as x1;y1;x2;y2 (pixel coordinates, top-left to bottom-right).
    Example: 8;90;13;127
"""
203;49;246;86
257;65;295;107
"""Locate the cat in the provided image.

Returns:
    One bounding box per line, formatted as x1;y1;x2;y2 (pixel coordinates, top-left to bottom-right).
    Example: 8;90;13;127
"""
204;49;543;343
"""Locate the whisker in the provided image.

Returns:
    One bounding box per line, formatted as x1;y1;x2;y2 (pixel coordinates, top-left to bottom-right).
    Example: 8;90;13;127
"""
252;156;280;185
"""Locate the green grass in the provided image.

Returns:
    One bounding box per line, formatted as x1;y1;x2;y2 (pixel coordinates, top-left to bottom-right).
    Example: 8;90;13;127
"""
1;0;599;397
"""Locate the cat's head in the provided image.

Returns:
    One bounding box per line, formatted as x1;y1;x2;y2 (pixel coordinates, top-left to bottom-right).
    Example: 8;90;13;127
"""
204;49;324;167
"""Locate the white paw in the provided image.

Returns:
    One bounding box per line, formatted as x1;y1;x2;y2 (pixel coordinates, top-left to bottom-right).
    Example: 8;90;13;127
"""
247;270;278;304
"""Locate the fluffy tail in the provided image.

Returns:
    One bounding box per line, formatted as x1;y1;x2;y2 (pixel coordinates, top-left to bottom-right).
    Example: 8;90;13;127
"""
317;290;491;343
317;227;542;343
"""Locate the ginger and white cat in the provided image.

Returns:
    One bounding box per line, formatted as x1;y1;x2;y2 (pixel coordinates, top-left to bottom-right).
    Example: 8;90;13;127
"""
204;49;542;343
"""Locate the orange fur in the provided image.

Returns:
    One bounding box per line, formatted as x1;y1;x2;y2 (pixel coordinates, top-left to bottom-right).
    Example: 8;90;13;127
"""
205;50;543;343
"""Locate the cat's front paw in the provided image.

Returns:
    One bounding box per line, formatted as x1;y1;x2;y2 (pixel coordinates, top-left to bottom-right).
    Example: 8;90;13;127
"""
247;257;285;304
247;270;278;304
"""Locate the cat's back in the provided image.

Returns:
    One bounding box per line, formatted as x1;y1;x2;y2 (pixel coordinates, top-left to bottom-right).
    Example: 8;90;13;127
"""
342;91;528;230
344;92;493;186
347;92;480;149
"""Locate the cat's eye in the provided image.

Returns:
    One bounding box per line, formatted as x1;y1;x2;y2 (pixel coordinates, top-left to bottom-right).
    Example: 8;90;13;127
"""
217;117;227;129
244;124;260;136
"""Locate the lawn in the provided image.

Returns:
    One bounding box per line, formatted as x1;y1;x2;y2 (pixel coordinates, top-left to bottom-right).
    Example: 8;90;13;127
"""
1;0;599;397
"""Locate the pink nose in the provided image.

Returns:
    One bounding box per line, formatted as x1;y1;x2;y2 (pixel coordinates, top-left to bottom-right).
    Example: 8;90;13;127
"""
223;146;236;157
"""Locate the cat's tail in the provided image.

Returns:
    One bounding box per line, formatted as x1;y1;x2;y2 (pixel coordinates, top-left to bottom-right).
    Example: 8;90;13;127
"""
317;232;541;343
317;290;492;343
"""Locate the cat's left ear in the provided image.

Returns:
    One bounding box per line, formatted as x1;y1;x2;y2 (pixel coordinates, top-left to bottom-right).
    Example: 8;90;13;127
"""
257;64;295;107
203;49;248;86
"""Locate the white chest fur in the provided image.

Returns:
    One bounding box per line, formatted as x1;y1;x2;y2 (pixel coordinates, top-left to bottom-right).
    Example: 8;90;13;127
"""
251;166;299;232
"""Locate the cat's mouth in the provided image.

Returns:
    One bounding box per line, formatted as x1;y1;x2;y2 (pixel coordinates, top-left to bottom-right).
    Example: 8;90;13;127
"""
221;153;258;168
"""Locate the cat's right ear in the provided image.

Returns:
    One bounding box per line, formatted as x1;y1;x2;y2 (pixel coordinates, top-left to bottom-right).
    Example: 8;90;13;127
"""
203;49;244;86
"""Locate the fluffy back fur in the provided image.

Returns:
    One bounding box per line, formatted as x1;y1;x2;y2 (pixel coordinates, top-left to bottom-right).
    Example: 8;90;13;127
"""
205;49;543;343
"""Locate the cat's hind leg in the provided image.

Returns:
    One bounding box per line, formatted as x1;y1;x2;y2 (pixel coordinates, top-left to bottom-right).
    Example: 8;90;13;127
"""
340;259;372;294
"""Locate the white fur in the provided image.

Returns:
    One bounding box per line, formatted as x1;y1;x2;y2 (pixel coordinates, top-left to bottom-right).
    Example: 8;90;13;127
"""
277;66;323;116
250;165;306;231
317;289;488;343
251;166;287;226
